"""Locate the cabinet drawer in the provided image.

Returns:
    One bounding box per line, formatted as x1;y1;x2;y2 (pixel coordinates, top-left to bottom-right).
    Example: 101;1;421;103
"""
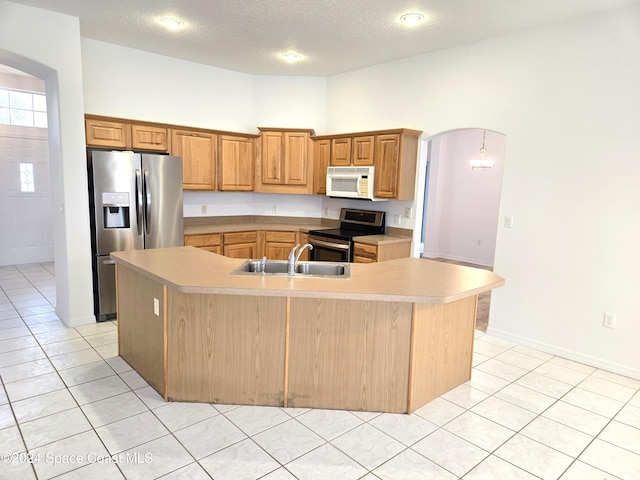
184;234;221;247
264;231;297;243
224;231;258;245
353;243;378;259
354;255;376;264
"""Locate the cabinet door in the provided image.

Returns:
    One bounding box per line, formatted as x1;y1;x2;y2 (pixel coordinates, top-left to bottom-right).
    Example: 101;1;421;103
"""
85;118;130;149
219;135;255;191
171;130;217;190
330;138;351;166
264;231;297;260
284;132;309;185
373;134;400;198
352;136;375;166
313;139;330;194
131;124;169;152
261;131;283;184
224;243;257;259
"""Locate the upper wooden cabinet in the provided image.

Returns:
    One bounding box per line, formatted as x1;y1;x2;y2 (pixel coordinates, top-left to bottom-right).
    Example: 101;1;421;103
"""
256;128;315;194
313;139;330;195
85;116;169;151
315;128;421;200
85;117;130;149
131;124;169;151
373;131;420;200
171;129;217;191
352;136;375;165
330;135;374;166
218;135;255;191
330;138;351;166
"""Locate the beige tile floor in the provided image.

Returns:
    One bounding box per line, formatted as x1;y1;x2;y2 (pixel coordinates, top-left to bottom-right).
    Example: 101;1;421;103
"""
1;263;640;479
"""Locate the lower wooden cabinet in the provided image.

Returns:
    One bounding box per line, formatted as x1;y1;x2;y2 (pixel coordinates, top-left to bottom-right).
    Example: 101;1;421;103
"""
184;233;222;254
353;241;411;263
223;231;258;259
263;231;297;260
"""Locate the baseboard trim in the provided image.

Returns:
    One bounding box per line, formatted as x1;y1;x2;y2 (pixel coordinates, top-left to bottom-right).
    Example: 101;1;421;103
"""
486;326;640;381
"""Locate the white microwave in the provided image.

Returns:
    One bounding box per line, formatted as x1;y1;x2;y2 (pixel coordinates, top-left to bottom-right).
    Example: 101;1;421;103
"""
326;166;383;201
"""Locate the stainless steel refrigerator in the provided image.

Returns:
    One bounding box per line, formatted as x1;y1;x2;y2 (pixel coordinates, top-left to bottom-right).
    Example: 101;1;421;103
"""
87;149;184;321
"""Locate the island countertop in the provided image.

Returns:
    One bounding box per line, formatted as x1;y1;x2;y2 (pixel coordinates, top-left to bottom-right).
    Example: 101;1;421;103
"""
111;246;504;304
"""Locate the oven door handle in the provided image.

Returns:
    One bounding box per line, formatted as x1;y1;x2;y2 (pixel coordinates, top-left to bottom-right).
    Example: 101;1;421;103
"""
309;239;351;251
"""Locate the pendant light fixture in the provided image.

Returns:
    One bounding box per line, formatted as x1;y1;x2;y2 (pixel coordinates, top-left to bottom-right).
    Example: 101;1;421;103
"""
470;130;495;170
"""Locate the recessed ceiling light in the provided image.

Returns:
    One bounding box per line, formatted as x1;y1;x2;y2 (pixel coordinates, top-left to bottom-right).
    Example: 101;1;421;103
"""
281;52;302;63
400;13;425;26
159;17;185;30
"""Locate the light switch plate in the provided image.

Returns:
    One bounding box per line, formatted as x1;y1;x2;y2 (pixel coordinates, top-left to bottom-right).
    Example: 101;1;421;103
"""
153;298;160;316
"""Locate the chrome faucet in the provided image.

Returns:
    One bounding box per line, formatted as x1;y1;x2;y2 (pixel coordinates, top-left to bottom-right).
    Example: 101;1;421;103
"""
287;243;313;275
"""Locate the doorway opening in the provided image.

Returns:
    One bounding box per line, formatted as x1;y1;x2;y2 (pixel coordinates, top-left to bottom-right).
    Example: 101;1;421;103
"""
0;64;53;267
418;128;507;330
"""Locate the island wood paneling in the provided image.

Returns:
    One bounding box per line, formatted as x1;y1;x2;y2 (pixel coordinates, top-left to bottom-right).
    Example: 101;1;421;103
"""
287;298;412;413
166;292;287;405
116;266;166;397
407;295;477;412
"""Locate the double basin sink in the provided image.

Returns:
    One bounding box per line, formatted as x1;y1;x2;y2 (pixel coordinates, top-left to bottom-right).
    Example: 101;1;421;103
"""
232;259;351;279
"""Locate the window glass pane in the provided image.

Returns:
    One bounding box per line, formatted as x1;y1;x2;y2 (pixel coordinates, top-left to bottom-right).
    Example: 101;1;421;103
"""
34;111;48;128
33;94;47;112
0;89;8;107
11;108;33;126
10;91;32;110
0;107;9;124
20;163;35;192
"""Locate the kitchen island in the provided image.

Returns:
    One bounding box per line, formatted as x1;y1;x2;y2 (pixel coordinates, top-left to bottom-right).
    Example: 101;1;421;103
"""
111;246;504;413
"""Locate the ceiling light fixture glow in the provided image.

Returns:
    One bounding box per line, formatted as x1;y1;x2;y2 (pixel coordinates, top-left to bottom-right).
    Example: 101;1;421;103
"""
159;17;185;30
400;13;425;26
282;52;301;63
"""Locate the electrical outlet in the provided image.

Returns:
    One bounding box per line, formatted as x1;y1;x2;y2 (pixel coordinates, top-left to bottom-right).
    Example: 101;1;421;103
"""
603;312;617;329
153;298;160;316
272;205;277;214
504;215;514;228
394;214;401;225
201;204;207;214
404;207;413;218
323;207;329;217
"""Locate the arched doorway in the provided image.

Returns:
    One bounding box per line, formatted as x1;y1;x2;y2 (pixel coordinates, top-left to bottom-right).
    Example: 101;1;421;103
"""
418;128;507;329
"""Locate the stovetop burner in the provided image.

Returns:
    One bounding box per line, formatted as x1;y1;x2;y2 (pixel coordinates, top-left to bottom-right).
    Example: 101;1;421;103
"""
309;208;386;240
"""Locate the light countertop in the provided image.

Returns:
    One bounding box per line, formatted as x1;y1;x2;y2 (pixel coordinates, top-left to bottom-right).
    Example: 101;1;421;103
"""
111;246;504;304
184;221;411;245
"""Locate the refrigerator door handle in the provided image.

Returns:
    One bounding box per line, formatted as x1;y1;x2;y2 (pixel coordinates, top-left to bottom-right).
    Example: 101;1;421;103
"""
102;258;116;265
144;169;151;235
135;169;143;236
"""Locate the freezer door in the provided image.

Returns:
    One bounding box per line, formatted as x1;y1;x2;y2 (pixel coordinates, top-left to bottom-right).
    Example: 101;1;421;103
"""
89;150;144;255
142;154;184;249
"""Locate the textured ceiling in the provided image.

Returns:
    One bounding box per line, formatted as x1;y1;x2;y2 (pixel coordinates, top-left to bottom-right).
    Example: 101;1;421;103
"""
7;0;639;75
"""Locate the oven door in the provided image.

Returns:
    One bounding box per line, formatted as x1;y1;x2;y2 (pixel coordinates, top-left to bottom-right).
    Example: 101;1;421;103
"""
308;234;351;262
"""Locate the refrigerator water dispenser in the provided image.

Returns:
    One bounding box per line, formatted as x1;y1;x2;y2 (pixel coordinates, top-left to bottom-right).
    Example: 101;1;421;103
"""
102;192;130;229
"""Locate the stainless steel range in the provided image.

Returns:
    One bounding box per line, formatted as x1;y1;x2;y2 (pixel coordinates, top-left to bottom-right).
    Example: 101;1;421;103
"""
308;208;385;262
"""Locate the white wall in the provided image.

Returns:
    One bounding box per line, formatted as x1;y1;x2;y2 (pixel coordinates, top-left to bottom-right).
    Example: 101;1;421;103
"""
325;5;640;378
0;0;94;326
423;129;506;266
81;40;331;218
81;39;254;132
